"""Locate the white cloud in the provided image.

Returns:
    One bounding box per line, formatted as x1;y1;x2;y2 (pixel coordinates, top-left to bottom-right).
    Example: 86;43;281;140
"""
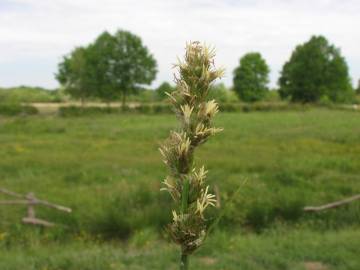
0;0;359;88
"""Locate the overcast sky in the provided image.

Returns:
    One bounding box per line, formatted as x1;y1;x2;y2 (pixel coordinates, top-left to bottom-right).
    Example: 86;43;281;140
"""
0;0;359;89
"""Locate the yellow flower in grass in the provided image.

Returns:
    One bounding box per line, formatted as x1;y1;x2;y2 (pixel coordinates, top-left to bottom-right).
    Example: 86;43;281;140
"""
0;231;8;241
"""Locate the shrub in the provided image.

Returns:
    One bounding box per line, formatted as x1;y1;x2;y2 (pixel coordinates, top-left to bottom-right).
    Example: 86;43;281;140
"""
57;102;317;117
86;187;171;240
208;83;230;103
264;90;281;102
88;197;133;240
129;89;156;103
155;82;175;101
219;103;239;112
0;104;38;116
134;104;153;114
0;86;64;103
318;95;333;107
152;104;172;114
58;106;120;117
219;102;309;113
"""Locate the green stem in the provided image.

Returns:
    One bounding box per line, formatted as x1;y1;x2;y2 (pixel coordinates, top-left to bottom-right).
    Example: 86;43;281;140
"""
180;253;189;270
181;179;190;214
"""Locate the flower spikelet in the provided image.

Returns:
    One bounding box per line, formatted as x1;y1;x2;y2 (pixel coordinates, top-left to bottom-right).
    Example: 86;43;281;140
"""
160;41;224;255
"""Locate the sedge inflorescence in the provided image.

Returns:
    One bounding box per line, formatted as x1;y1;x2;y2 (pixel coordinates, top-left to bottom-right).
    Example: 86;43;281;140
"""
160;41;224;255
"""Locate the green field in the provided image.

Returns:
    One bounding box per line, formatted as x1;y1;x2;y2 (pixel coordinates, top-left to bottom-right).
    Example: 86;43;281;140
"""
0;109;359;269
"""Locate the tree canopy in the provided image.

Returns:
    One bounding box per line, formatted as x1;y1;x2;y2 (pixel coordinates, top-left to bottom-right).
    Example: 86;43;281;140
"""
233;52;270;102
155;82;175;100
278;35;353;103
56;47;93;103
56;30;157;105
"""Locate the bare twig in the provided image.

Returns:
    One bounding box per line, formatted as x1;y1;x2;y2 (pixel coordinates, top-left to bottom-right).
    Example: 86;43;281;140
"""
0;188;25;198
33;199;72;213
0;200;30;205
0;189;71;212
304;194;360;212
22;217;55;227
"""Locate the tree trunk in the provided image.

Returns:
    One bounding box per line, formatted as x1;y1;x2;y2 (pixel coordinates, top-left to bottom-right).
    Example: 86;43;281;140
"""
121;92;127;111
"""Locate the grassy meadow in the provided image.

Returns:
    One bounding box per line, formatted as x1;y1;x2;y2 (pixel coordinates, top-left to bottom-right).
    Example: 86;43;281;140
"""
0;109;359;269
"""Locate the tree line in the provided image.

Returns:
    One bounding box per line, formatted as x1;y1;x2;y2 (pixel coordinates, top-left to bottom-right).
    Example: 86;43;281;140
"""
56;30;357;105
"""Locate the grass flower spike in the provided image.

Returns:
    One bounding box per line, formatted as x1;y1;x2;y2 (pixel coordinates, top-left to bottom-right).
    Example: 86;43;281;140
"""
160;41;224;270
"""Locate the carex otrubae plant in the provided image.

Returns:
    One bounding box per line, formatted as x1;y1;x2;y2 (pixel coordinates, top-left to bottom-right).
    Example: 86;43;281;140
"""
160;42;224;270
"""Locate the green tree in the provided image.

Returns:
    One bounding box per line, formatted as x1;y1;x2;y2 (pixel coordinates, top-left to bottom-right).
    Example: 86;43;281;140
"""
279;35;353;103
155;82;175;100
56;30;157;106
84;32;117;104
99;30;157;106
56;46;93;104
233;52;270;102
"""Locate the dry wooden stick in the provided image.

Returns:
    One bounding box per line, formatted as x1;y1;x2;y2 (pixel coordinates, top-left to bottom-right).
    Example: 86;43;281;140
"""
25;193;72;213
22;217;55;227
0;199;71;212
304;194;360;212
0;200;30;205
0;188;25;198
0;189;71;213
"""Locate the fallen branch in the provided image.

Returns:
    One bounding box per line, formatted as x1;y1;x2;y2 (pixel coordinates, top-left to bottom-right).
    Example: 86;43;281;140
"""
304;194;360;212
25;193;72;213
0;188;24;198
0;188;72;227
22;217;55;227
0;200;29;205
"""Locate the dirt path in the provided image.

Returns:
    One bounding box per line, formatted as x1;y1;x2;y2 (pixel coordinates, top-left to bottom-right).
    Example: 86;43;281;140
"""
30;102;140;114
